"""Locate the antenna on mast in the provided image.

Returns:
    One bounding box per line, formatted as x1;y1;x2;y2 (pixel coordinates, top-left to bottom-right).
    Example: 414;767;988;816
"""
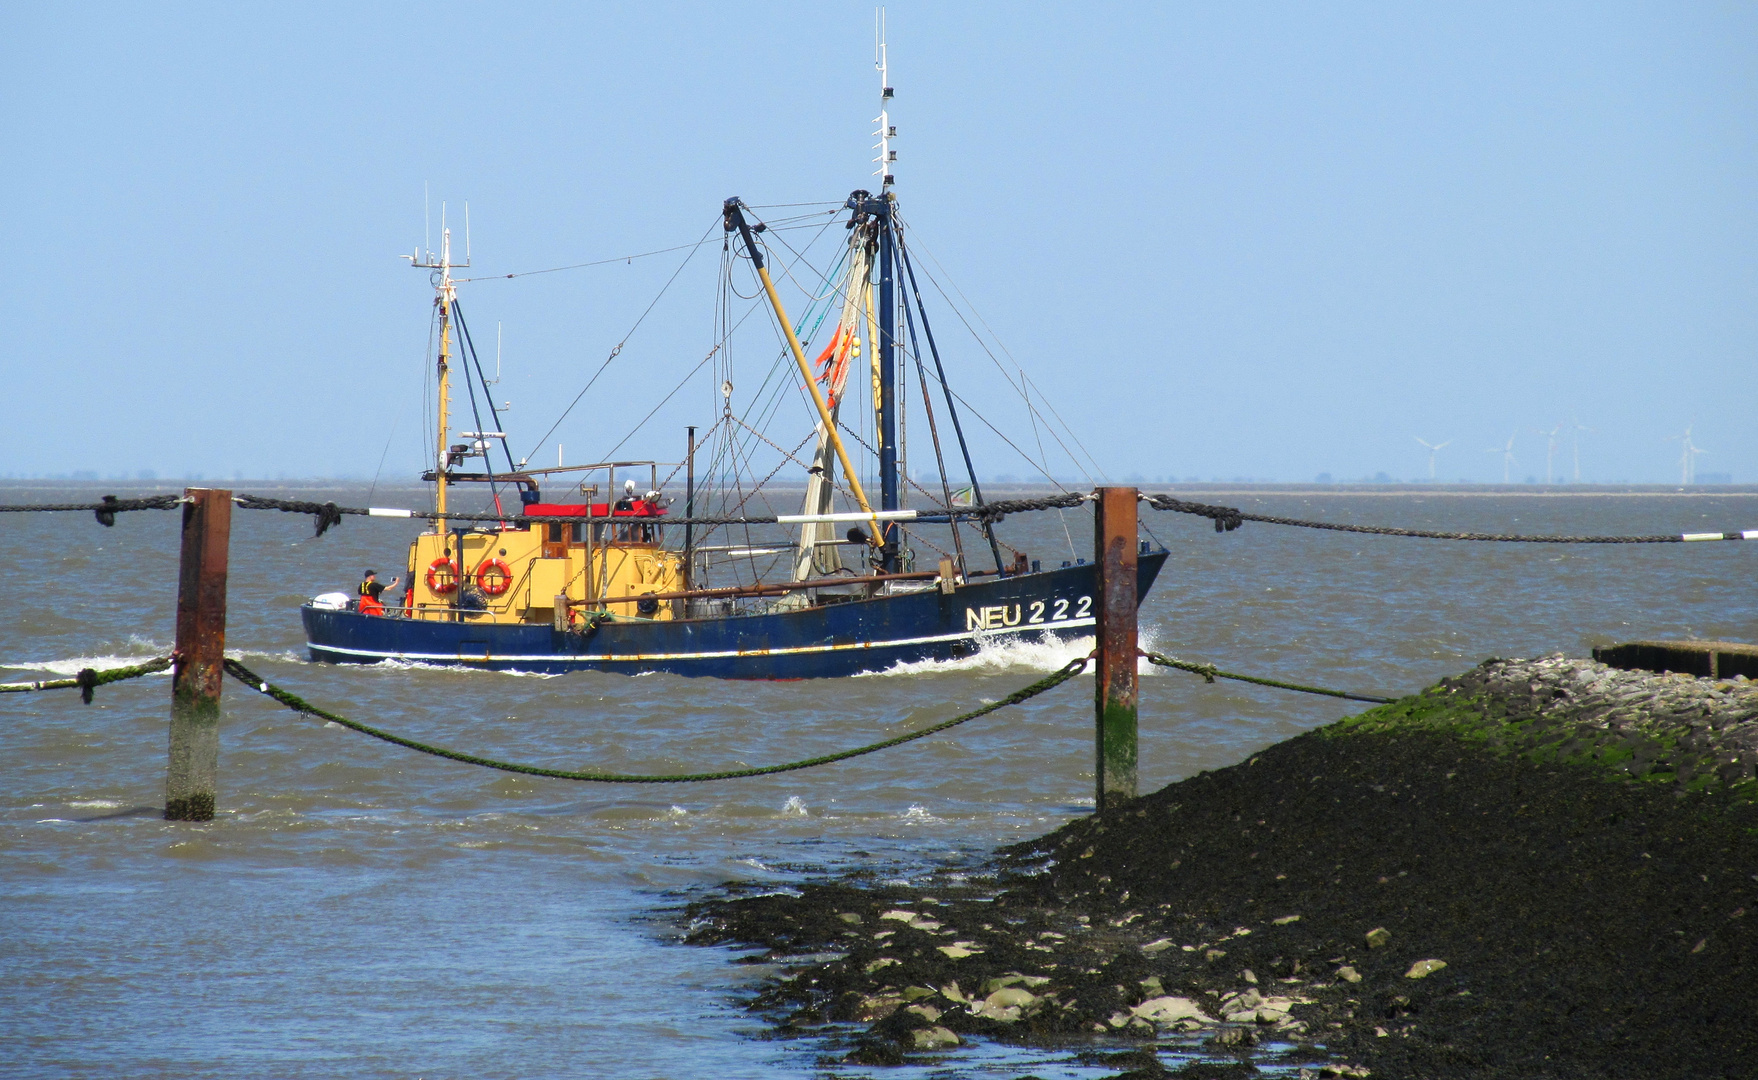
874;8;895;188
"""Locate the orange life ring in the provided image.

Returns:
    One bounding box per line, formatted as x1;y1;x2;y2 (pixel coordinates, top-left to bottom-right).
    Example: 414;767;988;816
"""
425;557;460;594
475;558;513;596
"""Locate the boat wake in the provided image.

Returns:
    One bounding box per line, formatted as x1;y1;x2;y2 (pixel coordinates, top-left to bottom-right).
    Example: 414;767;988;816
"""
228;648;309;665
2;654;172;677
359;657;566;679
859;629;1172;678
2;635;171;677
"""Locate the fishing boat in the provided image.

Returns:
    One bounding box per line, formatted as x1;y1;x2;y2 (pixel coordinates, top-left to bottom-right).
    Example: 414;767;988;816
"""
302;53;1165;678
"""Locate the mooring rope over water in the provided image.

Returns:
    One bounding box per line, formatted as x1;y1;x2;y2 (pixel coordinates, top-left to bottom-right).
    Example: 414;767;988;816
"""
0;490;1748;544
228;492;1092;534
1142;651;1396;704
0;495;184;526
221;656;1089;783
1142;494;1754;543
0;657;173;702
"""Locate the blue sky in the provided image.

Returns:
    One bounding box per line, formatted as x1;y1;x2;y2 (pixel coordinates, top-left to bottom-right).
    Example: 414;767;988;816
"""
4;2;1752;484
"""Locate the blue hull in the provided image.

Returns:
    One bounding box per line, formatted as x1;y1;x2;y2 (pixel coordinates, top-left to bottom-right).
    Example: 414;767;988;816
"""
301;552;1167;679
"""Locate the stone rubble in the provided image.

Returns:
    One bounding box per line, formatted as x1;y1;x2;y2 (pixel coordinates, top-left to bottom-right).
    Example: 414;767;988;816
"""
685;655;1758;1078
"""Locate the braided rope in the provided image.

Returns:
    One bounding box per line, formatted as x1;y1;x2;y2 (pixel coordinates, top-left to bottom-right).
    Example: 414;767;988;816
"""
1143;650;1396;704
1144;494;1695;543
225;493;1094;530
7;489;1726;546
974;492;1091;523
233;495;349;536
222;656;1088;783
1;656;174;702
0;495;183;526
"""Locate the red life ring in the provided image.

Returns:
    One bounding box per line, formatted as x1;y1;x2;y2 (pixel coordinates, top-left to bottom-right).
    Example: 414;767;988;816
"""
475;558;513;596
425;557;460;594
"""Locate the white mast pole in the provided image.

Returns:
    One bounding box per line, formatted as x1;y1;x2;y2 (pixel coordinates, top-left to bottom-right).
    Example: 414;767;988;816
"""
875;8;893;189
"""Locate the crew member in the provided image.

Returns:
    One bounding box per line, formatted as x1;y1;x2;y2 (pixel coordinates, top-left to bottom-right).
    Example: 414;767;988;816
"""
357;569;399;616
614;480;638;540
614;479;637;511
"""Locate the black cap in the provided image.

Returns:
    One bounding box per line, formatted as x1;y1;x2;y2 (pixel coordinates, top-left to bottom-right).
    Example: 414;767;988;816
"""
364;569;377;577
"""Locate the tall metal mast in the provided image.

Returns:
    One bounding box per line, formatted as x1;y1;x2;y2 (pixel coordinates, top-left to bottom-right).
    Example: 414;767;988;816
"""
874;13;901;571
408;214;469;533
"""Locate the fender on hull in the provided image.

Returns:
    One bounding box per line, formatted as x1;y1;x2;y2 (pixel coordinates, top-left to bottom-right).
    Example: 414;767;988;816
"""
302;552;1166;679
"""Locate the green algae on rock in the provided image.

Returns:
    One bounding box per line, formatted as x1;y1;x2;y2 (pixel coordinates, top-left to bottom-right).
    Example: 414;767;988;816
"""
1336;655;1758;800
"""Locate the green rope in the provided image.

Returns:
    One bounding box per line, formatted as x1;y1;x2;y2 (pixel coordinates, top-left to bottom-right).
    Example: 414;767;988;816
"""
222;656;1089;784
1143;651;1395;704
1;656;173;702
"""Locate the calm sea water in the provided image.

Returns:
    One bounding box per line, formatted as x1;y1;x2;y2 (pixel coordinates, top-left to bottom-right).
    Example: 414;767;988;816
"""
4;484;1754;1079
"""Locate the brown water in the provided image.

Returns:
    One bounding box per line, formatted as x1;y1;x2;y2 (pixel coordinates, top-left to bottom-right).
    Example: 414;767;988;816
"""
3;484;1754;1078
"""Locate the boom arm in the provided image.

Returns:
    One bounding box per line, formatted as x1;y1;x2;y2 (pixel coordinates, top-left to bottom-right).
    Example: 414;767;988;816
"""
723;198;880;543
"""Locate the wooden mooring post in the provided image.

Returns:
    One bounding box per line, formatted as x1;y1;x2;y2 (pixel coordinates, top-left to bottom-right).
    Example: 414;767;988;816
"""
165;488;231;821
1094;486;1138;811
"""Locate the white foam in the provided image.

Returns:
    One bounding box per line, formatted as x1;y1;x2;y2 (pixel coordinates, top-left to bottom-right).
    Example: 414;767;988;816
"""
3;655;171;677
779;795;809;817
226;649;306;664
860;628;1172;677
355;658;564;679
67;800;123;809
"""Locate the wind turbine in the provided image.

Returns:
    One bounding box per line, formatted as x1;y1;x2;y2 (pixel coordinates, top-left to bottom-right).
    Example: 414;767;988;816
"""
1667;424;1708;485
1567;418;1592;483
1413;437;1451;482
1533;424;1564;485
1485;434;1518;484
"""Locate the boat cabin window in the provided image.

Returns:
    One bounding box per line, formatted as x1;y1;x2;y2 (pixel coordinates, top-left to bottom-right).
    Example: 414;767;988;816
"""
592;521;661;544
544;523;584;544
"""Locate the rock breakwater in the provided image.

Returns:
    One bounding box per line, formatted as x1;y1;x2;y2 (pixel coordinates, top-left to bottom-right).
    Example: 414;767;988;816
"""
685;656;1758;1079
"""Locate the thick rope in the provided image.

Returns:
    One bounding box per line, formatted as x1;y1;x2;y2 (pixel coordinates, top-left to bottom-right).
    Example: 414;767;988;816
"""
233;495;347;536
0;495;183;527
973;492;1090;524
222;656;1089;783
1143;650;1396;704
7;491;1735;545
1142;493;1705;543
227;492;1093;533
1;656;174;702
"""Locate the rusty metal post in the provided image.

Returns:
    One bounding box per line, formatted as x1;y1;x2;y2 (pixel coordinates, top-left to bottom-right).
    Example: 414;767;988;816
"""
165;488;231;821
1094;486;1138;811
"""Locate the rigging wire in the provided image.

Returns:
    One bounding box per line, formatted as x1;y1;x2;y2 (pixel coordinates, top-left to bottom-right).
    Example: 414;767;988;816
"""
450;301;519;476
894;271;968;572
450;301;505;516
897;213;1103;479
893;227;1006;571
895;213;1107;484
457;219;831;283
522;216;719;467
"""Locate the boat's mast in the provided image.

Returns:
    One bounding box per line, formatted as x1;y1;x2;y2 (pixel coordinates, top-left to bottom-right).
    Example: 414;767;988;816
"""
412;221;465;533
874;15;901;571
